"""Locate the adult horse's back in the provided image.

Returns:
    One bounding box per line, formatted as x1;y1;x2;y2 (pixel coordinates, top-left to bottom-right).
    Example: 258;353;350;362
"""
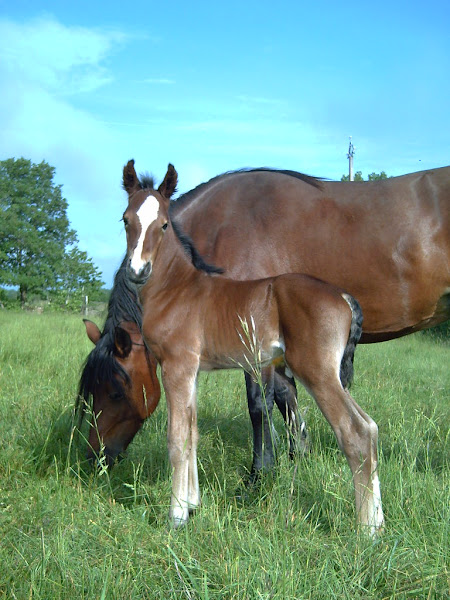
172;166;450;342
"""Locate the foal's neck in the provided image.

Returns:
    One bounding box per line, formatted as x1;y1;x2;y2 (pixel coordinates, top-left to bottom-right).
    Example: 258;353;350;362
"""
153;225;204;284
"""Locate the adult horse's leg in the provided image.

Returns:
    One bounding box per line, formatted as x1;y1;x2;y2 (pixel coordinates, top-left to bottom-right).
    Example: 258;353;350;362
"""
161;358;200;527
245;365;309;482
273;365;309;457
244;366;276;481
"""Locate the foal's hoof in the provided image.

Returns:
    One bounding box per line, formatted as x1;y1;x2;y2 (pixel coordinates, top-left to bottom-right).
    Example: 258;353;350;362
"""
170;514;189;529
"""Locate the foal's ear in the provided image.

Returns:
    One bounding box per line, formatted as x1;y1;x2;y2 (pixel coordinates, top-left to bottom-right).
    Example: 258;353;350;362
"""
83;319;102;345
114;326;133;359
123;159;142;194
158;163;178;199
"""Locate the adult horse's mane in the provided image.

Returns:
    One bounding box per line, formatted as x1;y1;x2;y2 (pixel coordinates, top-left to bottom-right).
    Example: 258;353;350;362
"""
171;167;324;214
76;256;143;419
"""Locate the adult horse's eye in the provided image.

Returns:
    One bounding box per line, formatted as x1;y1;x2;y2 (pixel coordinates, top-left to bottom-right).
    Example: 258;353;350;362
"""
122;216;129;229
162;222;168;231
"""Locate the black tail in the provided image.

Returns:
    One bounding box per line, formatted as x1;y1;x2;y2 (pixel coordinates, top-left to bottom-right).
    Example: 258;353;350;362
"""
339;294;363;389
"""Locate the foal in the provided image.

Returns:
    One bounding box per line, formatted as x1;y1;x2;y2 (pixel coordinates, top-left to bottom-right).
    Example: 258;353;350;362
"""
123;165;384;535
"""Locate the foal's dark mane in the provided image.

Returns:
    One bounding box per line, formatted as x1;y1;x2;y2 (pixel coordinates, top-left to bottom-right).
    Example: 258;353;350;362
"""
76;256;143;418
139;173;155;190
171;167;324;214
170;217;224;275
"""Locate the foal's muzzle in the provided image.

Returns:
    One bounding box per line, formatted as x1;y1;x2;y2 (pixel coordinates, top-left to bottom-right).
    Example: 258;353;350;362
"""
126;258;152;284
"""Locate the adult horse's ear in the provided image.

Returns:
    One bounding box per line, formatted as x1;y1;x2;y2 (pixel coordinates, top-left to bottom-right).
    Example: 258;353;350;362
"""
123;159;142;194
84;319;101;345
158;163;178;199
114;326;133;359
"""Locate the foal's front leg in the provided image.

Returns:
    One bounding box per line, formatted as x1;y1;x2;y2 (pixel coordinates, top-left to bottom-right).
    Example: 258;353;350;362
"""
161;359;200;527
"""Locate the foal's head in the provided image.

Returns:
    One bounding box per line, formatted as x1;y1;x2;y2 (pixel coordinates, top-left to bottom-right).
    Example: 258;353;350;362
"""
122;159;178;284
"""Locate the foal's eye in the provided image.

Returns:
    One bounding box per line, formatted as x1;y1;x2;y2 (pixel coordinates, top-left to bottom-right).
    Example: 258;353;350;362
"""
162;222;168;231
122;216;129;229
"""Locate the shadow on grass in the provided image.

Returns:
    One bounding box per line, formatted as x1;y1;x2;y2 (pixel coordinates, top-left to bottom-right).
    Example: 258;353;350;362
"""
419;320;450;344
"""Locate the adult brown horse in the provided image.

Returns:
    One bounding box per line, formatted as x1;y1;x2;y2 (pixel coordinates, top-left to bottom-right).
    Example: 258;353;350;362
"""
121;178;385;534
119;161;449;477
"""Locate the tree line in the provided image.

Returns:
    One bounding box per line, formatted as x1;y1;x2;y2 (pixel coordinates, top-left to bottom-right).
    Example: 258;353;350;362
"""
0;158;105;310
341;171;388;182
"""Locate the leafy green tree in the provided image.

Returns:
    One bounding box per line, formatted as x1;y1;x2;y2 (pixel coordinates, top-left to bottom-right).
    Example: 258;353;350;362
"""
368;171;388;181
341;171;388;181
0;157;103;307
49;247;104;309
341;170;364;182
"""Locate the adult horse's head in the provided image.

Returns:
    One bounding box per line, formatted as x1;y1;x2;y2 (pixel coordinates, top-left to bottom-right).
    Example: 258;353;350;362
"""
122;159;178;284
77;256;161;466
79;319;160;465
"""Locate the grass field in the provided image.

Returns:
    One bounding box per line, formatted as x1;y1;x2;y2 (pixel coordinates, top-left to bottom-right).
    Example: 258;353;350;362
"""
0;311;448;599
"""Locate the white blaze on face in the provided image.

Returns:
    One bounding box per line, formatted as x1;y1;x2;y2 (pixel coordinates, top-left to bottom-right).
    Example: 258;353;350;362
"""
129;194;159;275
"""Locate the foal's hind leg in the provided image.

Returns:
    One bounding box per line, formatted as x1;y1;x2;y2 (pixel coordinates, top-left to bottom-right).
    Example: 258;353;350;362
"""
284;341;383;534
245;366;276;481
304;375;384;535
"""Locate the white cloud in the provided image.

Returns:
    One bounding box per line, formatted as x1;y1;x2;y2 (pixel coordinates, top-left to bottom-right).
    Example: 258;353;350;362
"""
236;95;287;107
0;16;126;94
142;78;176;85
0;16;133;285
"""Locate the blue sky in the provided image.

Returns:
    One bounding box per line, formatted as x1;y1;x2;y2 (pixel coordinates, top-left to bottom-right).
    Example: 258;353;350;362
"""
1;0;449;287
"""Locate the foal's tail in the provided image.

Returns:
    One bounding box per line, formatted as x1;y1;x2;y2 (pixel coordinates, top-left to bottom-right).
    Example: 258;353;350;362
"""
339;293;363;389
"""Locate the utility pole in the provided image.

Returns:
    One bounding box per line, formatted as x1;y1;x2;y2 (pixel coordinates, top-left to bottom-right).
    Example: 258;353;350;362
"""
347;136;355;181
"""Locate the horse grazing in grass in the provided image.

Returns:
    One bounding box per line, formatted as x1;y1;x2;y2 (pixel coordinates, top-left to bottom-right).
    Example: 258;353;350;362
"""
77;257;160;464
122;169;385;535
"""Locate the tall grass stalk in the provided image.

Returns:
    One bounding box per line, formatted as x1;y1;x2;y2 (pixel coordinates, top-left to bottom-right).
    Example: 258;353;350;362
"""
234;315;280;477
0;311;448;598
